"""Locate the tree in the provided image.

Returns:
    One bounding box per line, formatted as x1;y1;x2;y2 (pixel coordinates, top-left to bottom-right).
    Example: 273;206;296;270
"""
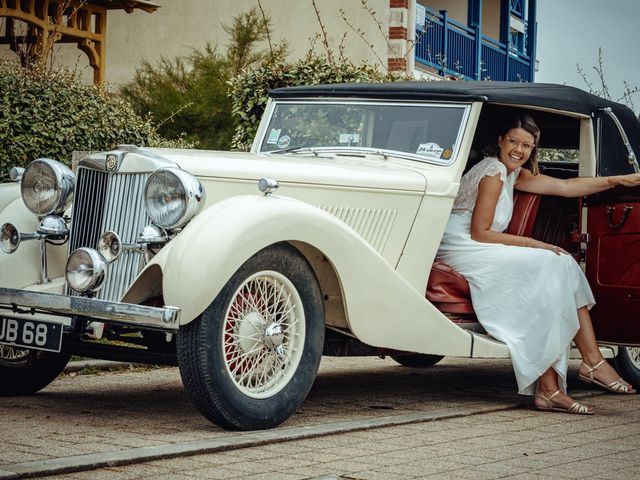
0;61;187;183
578;48;640;115
120;7;285;150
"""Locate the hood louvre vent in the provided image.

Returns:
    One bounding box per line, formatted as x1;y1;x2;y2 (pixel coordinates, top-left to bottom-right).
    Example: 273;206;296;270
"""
319;206;397;254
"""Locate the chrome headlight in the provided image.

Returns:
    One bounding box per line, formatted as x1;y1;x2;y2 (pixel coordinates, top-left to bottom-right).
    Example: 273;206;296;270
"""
65;248;107;293
144;168;205;230
21;159;76;216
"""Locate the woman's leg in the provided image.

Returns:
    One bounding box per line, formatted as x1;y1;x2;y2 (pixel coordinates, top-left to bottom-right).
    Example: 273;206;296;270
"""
534;367;593;412
574;306;634;389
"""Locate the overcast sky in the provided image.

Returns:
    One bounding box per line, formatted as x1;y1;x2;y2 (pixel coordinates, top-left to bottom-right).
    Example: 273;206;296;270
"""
535;0;639;107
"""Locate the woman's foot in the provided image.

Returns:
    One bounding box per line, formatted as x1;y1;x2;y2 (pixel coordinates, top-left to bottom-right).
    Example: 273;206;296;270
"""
578;358;636;394
534;388;594;415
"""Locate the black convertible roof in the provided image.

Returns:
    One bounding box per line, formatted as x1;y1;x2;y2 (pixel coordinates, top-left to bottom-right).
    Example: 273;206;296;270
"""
270;81;621;115
271;81;640;157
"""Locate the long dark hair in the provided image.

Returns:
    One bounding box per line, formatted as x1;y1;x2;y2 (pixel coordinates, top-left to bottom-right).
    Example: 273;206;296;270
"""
484;113;541;174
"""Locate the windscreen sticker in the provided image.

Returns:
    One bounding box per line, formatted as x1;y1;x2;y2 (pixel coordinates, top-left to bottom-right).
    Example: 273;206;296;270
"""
441;149;453;160
276;135;291;149
417;142;444;158
267;128;281;145
339;133;360;144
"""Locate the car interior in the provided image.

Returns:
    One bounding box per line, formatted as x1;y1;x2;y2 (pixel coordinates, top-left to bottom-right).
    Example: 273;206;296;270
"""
427;103;586;329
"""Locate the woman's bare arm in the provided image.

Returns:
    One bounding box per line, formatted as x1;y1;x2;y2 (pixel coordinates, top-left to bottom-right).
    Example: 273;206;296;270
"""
470;174;563;253
516;169;640;197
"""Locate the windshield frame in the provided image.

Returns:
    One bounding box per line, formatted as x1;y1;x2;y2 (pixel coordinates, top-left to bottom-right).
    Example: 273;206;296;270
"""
256;99;471;166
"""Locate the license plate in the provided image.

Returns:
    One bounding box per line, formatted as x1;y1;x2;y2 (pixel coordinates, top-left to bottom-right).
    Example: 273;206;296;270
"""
0;316;63;353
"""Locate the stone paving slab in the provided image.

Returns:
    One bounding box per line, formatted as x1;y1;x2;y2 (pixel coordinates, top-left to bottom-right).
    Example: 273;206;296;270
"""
76;393;637;480
0;356;635;479
1;405;516;478
1;357;522;467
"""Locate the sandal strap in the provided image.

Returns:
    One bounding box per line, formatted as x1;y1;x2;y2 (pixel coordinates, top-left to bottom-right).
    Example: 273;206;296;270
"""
581;358;607;380
537;389;562;405
567;402;590;414
607;378;633;393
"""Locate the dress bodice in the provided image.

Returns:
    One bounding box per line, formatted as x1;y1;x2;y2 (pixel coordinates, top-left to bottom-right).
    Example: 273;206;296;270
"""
452;157;519;233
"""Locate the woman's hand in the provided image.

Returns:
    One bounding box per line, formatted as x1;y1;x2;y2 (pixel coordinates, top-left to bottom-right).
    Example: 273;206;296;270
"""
527;238;569;255
611;173;640;188
545;244;569;256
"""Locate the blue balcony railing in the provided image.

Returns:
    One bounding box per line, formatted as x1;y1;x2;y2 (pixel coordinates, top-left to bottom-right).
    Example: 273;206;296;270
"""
415;7;533;82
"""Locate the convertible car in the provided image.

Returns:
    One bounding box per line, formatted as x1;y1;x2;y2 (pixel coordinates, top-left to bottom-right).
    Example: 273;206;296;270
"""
1;81;639;430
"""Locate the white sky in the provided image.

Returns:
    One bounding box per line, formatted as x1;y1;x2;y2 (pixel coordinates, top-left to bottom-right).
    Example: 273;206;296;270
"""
535;0;639;108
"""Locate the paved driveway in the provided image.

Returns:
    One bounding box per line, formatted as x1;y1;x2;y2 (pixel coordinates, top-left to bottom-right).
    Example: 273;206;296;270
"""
1;357;637;479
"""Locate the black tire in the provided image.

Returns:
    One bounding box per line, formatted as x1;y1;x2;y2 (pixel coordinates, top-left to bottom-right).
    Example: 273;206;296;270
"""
0;346;70;396
177;243;325;430
391;353;444;368
614;346;640;388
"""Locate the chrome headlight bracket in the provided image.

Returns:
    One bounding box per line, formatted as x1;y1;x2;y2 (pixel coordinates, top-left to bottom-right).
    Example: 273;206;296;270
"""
1;216;70;285
98;225;171;265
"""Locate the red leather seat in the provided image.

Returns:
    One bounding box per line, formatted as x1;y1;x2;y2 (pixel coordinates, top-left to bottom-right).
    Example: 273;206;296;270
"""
427;191;541;314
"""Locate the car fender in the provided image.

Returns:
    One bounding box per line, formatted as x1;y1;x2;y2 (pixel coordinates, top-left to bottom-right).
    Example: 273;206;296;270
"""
155;194;473;356
0;196;67;288
0;183;20;213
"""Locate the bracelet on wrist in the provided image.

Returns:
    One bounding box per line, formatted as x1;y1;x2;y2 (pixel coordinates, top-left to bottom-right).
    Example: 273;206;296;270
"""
607;176;617;188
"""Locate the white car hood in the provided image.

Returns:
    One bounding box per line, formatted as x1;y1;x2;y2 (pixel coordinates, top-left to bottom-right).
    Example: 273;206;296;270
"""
145;149;427;193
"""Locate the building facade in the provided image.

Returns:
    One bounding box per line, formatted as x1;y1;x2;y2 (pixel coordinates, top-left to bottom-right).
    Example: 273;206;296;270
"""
1;0;537;85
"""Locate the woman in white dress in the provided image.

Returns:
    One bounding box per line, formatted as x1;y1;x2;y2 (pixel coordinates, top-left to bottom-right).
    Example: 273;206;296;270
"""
437;113;639;414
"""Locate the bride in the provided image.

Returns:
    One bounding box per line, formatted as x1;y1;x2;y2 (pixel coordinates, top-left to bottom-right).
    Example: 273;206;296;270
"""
437;113;639;414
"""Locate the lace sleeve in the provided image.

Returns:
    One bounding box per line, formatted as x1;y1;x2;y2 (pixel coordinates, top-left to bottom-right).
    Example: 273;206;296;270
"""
480;160;507;183
452;158;506;213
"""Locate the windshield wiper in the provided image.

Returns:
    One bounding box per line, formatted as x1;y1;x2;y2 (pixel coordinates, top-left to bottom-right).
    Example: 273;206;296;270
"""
268;147;318;155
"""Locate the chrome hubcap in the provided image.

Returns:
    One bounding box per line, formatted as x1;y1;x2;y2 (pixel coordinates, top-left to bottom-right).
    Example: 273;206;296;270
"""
264;323;285;351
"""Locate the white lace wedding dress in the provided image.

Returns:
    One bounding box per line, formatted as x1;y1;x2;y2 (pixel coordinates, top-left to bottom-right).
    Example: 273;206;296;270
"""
436;157;595;395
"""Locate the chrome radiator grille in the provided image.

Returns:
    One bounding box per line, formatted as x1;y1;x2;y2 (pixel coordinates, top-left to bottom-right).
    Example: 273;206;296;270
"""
68;167;151;301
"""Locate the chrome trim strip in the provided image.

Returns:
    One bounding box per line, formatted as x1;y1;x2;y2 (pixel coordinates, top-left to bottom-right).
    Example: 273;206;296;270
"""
0;287;180;331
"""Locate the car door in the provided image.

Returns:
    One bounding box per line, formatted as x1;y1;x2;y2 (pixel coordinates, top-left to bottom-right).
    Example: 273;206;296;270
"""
584;110;640;345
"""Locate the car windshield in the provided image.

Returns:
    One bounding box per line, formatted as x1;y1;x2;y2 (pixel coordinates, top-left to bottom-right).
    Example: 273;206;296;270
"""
259;101;468;164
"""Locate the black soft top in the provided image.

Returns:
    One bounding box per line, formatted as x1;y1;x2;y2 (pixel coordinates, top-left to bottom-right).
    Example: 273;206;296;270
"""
271;81;622;115
273;81;636;121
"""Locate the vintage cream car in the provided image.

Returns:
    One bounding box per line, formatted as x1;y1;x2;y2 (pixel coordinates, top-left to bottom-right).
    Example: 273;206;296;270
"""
1;82;640;430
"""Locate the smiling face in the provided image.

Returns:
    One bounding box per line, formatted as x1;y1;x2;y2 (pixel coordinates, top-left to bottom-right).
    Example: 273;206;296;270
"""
497;127;536;174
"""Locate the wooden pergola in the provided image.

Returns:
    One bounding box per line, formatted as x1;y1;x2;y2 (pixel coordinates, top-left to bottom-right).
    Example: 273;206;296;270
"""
0;0;159;83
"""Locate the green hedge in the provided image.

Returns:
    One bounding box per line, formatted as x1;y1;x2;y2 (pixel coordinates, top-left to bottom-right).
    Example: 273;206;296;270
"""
0;61;190;182
228;56;402;151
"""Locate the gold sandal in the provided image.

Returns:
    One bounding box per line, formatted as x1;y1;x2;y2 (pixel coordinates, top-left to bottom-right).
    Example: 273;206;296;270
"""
578;359;636;394
535;389;594;415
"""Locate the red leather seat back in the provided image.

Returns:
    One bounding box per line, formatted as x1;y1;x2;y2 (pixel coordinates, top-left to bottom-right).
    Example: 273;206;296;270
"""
505;191;541;237
427;191;541;314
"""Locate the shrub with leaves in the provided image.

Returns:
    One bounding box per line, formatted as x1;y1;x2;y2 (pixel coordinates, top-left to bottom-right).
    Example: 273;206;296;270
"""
121;7;285;151
0;61;189;183
228;56;402;151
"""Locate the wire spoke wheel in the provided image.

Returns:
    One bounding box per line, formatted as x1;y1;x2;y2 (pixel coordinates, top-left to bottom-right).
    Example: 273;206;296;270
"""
0;345;31;365
177;243;324;430
627;347;640;368
614;346;640;387
0;345;69;395
223;271;305;398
